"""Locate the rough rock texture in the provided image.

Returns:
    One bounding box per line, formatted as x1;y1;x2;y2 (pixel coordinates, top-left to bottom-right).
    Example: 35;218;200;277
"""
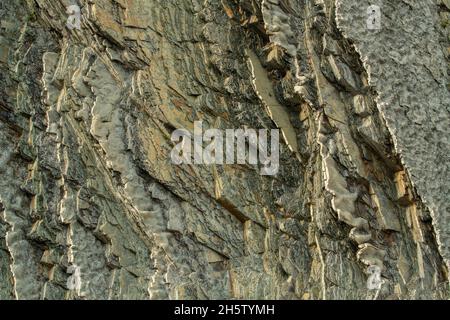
0;0;448;300
336;0;450;271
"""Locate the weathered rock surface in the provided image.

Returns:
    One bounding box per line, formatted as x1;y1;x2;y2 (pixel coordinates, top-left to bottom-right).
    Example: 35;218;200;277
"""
0;0;448;299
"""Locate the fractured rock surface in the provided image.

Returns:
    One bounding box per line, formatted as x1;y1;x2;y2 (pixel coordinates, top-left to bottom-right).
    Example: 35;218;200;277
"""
0;0;448;299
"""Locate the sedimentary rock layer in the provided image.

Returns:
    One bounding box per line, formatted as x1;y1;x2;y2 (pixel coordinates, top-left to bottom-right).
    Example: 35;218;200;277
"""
0;0;448;299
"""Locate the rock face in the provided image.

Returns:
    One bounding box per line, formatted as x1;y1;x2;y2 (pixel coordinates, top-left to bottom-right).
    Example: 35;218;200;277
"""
0;0;448;300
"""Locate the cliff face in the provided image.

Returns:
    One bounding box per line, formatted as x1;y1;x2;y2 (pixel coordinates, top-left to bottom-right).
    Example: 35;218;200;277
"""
0;0;448;300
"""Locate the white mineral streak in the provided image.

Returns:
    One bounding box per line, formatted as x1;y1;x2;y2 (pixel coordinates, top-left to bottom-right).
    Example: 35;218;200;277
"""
247;49;299;154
